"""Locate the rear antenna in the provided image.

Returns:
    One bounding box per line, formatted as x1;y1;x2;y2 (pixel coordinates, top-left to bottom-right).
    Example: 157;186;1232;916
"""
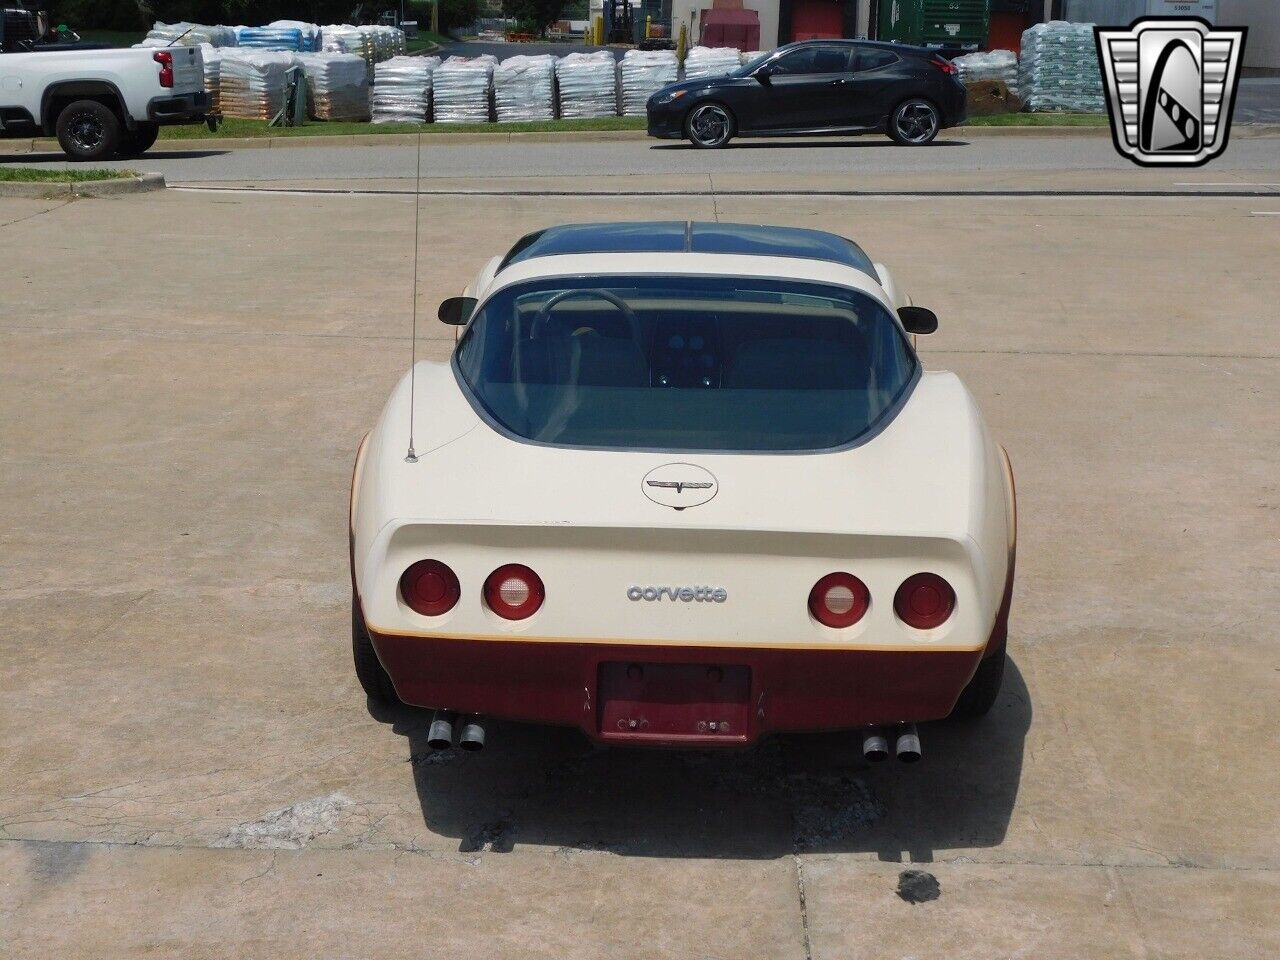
405;131;423;464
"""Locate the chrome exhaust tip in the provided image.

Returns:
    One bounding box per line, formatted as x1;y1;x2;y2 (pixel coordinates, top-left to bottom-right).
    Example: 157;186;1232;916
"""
458;715;486;752
895;723;922;763
861;728;890;762
427;710;457;751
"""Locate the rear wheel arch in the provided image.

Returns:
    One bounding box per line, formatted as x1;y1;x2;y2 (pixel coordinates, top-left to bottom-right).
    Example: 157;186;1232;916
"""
42;81;130;133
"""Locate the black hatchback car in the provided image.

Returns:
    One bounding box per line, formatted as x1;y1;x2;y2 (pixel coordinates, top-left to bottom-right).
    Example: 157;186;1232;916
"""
647;40;967;149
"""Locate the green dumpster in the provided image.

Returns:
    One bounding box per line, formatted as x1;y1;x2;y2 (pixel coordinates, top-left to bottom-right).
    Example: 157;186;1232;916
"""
876;0;991;55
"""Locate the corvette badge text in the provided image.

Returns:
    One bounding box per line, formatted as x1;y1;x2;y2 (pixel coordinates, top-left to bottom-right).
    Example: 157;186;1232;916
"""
628;586;728;603
1096;17;1247;168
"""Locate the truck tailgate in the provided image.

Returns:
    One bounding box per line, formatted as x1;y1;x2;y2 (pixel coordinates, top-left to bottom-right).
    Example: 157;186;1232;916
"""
168;46;204;95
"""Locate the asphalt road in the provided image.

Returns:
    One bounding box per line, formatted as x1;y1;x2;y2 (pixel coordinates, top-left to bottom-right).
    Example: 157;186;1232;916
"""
3;133;1279;184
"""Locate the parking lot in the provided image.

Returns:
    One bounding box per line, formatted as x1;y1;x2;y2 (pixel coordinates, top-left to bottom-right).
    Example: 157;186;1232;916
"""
2;139;1279;958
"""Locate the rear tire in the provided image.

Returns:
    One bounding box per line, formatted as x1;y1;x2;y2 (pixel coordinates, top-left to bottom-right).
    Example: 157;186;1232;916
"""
353;596;400;705
117;122;159;158
685;102;735;149
888;98;941;146
949;647;1005;720
55;99;122;162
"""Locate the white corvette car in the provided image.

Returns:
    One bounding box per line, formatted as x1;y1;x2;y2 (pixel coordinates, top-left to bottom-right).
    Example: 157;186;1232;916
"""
349;222;1016;760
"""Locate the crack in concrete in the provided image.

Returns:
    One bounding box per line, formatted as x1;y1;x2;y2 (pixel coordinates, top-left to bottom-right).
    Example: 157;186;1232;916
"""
0;197;74;229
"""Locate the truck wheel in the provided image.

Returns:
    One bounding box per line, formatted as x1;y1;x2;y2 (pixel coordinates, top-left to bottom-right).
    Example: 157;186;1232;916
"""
352;596;400;705
949;647;1005;721
55;100;121;162
117;122;159;158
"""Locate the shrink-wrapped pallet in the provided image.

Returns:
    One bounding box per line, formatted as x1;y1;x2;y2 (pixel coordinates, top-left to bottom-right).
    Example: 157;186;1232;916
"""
494;55;556;122
1019;21;1106;113
556;51;617;118
620;49;677;116
142;22;237;47
433;55;497;123
367;25;407;61
954;49;1020;97
219;50;297;119
237;26;305;51
268;20;321;51
200;43;224;114
372;56;439;123
322;24;374;64
295;52;370;121
683;45;741;80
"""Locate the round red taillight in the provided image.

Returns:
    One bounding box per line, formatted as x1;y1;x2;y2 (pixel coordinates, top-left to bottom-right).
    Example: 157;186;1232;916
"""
808;572;870;628
483;564;545;620
399;560;460;617
894;573;955;630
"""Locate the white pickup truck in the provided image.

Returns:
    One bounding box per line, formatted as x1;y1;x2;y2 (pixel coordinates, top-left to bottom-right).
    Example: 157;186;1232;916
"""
0;41;210;161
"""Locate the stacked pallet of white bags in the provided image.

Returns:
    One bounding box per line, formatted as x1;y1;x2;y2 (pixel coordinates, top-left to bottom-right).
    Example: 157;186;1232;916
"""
295;52;370;120
494;55;556;122
620;49;677;116
367;26;406;61
434;55;497;123
199;43;223;114
683;46;741;80
323;24;375;67
372;56;439;123
218;50;297;120
1019;21;1106;113
140;21;237;46
954;50;1020;97
556;51;617;118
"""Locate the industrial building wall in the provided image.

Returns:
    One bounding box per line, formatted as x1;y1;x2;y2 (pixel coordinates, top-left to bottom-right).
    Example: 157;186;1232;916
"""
671;0;782;48
1220;0;1280;69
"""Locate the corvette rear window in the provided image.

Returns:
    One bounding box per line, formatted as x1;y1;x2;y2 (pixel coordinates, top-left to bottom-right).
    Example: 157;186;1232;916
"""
454;276;917;452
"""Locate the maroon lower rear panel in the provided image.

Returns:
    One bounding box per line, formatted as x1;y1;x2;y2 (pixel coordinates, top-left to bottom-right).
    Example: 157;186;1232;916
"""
369;628;984;745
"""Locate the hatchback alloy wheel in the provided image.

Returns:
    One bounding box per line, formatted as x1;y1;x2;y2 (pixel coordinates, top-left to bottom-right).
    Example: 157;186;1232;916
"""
891;100;941;145
687;104;733;148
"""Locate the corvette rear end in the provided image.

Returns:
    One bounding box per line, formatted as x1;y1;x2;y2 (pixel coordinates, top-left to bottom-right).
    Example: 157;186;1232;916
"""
350;224;1016;756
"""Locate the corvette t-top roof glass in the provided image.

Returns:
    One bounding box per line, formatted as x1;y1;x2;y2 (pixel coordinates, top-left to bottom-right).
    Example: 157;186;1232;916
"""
498;222;879;278
455;276;918;452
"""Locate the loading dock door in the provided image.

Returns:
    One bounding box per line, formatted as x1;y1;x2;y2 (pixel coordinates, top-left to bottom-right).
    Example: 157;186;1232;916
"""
791;0;843;40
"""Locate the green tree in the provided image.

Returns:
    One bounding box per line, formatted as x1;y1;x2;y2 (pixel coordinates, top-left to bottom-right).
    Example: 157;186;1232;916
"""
437;0;479;32
500;0;565;36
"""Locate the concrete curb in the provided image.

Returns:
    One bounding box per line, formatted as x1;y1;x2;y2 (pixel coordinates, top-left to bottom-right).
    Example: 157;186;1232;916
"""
0;172;165;198
1;123;1276;155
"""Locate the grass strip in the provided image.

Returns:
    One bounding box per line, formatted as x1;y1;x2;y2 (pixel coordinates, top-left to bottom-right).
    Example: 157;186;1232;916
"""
0;166;136;183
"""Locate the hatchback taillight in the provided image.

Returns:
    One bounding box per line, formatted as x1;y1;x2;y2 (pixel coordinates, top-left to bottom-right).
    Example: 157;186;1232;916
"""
153;50;174;88
894;573;955;629
930;56;956;75
484;564;544;620
808;572;870;628
400;560;460;617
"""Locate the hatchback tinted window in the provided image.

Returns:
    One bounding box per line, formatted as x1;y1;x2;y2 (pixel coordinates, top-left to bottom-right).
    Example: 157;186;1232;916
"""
772;46;852;75
855;50;900;72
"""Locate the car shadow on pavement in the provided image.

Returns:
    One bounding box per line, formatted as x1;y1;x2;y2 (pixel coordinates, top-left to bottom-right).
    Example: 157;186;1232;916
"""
0;150;229;163
651;140;968;151
376;657;1030;860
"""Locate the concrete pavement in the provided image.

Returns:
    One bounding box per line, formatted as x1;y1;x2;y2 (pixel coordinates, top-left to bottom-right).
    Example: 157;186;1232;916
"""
3;133;1280;184
2;169;1279;957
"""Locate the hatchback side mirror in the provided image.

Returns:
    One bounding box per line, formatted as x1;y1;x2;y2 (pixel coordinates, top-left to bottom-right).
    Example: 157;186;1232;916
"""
438;296;477;326
899;306;938;335
755;64;775;83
